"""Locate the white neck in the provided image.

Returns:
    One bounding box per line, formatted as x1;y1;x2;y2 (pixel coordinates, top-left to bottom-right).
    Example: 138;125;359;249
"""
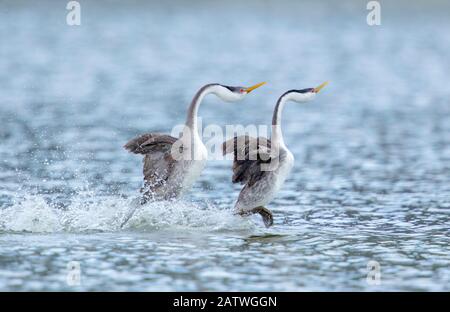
182;84;221;153
271;92;292;149
185;84;220;132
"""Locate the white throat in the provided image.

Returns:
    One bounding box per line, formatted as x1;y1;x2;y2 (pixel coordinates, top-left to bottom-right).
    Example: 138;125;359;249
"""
183;84;222;158
271;94;291;150
185;84;222;132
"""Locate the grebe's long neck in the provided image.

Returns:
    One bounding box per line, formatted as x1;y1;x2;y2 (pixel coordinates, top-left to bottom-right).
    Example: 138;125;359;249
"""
271;91;292;150
185;84;219;132
183;84;220;155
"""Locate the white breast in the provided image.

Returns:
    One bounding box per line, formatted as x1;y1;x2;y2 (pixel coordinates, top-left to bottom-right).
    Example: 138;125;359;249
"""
272;149;295;195
240;149;294;210
180;141;208;193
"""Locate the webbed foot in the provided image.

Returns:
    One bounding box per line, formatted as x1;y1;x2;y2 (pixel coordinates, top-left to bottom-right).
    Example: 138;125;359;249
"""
236;206;274;228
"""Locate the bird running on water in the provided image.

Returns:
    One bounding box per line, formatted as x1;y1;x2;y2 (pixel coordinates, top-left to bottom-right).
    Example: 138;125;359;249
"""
124;82;266;203
222;82;328;227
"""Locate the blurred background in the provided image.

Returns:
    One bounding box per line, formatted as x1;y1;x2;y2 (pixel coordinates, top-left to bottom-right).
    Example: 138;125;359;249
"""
0;0;449;291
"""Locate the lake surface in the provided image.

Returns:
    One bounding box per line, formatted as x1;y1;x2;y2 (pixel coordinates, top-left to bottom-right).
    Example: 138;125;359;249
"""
0;0;449;291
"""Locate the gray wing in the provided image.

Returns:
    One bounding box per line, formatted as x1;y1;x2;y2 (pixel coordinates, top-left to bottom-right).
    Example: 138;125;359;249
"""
222;135;273;187
124;133;179;188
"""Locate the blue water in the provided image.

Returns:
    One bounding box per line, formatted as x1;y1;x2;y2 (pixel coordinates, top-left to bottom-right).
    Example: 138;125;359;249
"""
0;0;449;291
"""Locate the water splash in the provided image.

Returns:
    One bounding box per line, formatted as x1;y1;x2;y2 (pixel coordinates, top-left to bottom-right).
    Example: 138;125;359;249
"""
0;194;254;233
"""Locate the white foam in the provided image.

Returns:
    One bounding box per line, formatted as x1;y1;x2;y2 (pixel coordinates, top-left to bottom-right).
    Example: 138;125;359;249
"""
0;194;254;233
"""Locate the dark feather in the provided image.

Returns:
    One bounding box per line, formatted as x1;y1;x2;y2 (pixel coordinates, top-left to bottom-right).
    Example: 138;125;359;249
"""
125;133;179;190
222;135;273;186
124;133;177;154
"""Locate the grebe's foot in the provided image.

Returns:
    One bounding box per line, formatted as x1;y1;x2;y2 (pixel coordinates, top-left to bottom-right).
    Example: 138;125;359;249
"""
236;206;273;228
254;207;273;228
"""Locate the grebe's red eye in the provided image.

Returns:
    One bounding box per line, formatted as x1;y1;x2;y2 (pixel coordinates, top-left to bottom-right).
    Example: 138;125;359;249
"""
240;89;244;92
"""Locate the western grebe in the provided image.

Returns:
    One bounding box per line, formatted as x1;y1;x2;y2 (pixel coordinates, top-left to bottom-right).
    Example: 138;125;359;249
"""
121;82;266;227
222;82;328;227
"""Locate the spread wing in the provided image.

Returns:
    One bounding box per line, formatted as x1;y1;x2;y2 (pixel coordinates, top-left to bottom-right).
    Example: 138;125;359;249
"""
222;135;273;186
124;133;179;188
